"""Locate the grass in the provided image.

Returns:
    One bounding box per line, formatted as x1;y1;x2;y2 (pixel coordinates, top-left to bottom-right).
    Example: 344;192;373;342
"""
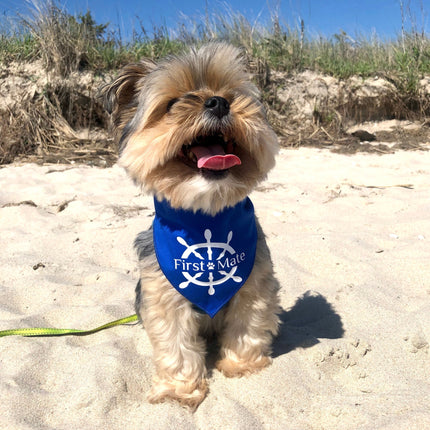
1;1;430;164
1;0;430;85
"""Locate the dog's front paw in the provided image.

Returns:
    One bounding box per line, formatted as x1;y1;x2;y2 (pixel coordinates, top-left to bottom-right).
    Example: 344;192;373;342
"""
216;355;272;378
148;377;208;410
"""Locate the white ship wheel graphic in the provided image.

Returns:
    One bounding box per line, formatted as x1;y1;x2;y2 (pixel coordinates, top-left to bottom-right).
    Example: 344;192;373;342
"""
176;229;242;295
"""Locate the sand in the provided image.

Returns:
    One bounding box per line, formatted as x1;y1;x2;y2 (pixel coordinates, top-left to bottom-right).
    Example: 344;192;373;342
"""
1;147;429;430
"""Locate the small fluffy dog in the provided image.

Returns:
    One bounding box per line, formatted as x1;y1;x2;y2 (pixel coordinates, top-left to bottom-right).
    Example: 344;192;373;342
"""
102;43;280;408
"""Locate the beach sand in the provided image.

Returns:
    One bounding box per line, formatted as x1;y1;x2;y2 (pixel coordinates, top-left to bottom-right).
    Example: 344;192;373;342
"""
1;147;429;429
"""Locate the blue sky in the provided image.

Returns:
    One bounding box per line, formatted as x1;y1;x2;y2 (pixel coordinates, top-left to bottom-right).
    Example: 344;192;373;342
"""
1;0;428;40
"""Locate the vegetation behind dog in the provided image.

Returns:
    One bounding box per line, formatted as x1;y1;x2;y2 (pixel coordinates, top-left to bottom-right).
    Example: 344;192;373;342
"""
1;0;430;164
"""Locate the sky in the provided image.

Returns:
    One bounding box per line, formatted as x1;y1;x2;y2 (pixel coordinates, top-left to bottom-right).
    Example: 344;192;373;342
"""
0;0;428;40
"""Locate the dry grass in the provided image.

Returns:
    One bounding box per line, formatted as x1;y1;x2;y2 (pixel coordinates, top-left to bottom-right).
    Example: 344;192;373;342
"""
0;77;112;165
17;1;109;77
1;1;430;164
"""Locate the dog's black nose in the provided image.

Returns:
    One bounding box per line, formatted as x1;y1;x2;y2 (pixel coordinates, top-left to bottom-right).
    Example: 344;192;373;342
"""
204;96;230;119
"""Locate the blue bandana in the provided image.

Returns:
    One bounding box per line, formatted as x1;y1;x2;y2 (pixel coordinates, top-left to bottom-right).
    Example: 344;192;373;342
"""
153;197;257;318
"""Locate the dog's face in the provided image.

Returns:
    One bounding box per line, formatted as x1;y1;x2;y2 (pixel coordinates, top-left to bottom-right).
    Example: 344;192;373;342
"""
103;43;278;214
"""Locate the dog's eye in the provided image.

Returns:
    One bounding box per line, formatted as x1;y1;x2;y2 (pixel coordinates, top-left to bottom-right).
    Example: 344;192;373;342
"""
166;98;178;112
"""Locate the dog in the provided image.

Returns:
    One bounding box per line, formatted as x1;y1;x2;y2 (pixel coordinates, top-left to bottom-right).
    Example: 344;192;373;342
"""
102;43;280;409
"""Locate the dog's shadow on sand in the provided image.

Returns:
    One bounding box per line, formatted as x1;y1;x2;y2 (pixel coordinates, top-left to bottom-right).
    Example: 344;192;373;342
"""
206;290;344;370
272;290;344;358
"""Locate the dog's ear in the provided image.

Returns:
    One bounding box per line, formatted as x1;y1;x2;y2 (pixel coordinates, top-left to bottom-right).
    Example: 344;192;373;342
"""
100;60;155;139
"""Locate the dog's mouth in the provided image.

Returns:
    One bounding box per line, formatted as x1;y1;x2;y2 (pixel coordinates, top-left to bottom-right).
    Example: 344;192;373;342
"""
180;134;241;176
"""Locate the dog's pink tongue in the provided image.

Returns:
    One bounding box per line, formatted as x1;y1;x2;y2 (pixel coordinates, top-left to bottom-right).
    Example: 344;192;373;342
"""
191;144;241;170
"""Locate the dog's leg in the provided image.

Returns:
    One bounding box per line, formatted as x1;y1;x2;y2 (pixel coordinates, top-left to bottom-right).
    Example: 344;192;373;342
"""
216;240;280;377
138;275;208;409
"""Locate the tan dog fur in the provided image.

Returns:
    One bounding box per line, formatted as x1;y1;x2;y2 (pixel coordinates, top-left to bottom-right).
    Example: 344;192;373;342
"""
102;43;280;409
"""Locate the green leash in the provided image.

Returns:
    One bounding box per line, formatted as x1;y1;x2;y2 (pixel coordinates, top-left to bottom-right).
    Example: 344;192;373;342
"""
0;314;139;338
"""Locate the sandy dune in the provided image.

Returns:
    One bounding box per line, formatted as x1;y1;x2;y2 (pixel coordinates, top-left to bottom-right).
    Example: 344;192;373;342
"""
1;147;429;429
